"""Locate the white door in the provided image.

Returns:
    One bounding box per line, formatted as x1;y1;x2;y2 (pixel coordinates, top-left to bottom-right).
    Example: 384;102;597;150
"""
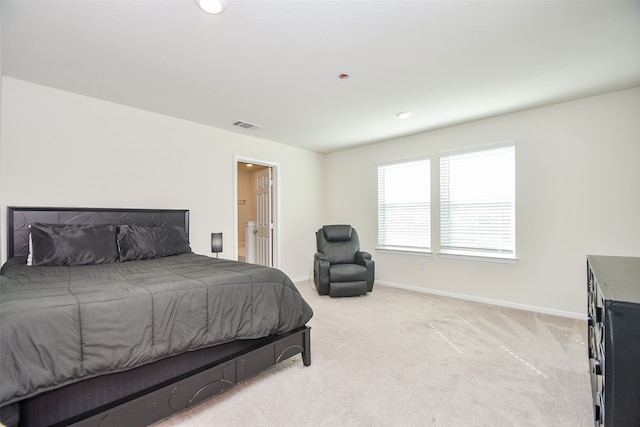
255;167;273;267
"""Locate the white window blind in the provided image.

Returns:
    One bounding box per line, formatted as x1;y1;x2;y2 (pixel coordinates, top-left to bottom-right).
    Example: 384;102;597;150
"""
440;143;515;258
377;157;430;250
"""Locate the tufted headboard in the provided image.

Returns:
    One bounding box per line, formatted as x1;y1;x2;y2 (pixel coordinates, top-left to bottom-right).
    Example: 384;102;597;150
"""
7;207;189;258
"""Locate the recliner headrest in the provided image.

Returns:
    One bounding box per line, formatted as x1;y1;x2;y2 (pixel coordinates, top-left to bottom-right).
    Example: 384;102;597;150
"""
322;225;353;242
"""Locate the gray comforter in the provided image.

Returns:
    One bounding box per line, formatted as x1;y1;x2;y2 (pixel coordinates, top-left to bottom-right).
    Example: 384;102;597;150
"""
0;253;313;405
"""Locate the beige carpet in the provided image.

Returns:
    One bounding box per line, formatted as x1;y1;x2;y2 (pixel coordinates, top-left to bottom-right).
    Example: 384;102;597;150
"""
154;280;593;426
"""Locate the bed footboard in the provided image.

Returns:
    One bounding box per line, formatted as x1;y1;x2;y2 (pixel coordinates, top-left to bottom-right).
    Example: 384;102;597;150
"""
66;327;310;427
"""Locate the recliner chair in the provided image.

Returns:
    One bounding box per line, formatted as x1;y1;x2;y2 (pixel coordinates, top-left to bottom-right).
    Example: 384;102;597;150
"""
313;225;375;297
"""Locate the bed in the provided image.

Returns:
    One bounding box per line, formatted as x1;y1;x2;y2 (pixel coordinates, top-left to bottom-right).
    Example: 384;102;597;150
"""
0;207;313;427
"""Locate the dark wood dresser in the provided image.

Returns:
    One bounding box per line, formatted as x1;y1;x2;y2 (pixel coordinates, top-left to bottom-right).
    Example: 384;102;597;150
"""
587;255;640;427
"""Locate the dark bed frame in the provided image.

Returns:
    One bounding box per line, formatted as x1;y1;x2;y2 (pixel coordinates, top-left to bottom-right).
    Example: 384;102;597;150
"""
3;207;311;427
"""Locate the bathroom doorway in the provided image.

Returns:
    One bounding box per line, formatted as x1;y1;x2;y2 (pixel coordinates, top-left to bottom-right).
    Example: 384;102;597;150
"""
234;156;279;268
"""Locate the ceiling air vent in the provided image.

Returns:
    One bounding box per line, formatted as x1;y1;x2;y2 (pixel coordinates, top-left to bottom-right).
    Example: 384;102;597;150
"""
232;120;261;131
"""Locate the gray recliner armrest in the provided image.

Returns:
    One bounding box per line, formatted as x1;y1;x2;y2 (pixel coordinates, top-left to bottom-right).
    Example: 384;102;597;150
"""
313;252;331;295
355;251;372;264
315;252;329;262
355;251;375;292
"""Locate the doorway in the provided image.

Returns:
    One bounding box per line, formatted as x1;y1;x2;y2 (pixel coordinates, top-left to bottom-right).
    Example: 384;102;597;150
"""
234;156;280;268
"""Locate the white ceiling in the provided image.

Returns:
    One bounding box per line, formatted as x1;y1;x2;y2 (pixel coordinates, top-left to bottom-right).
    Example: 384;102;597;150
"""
2;0;639;153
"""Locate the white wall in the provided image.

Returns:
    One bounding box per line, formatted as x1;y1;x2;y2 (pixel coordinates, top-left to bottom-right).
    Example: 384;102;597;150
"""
324;87;640;317
0;77;325;280
2;77;638;316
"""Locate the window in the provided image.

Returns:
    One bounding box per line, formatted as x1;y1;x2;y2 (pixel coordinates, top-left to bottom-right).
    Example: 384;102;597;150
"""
377;157;430;251
440;143;515;259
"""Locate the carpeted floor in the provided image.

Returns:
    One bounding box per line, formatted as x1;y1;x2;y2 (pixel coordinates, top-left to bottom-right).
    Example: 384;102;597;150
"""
154;280;593;426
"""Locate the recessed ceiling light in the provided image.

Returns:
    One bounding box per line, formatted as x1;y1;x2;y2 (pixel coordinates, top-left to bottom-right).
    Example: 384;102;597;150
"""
197;0;226;14
396;111;412;119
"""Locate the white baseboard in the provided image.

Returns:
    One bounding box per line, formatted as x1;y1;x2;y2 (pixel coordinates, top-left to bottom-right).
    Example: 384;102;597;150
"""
291;275;311;284
291;271;314;285
375;280;586;320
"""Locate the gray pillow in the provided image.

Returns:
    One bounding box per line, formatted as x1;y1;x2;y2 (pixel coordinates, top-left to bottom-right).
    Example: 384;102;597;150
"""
117;224;191;262
29;223;119;266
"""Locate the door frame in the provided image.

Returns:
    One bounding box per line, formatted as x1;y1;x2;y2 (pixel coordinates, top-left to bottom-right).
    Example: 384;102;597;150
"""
233;155;280;268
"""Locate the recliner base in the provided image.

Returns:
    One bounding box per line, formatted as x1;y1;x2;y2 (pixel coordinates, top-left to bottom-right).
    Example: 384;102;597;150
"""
329;281;367;297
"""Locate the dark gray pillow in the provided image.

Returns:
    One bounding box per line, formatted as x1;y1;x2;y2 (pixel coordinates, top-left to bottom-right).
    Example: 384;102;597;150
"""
117;224;191;262
29;223;119;266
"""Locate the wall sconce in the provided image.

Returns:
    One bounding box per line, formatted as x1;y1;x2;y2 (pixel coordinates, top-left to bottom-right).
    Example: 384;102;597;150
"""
211;232;223;258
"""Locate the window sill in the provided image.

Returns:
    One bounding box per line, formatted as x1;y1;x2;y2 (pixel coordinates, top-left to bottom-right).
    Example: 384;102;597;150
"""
438;251;518;264
376;247;432;256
